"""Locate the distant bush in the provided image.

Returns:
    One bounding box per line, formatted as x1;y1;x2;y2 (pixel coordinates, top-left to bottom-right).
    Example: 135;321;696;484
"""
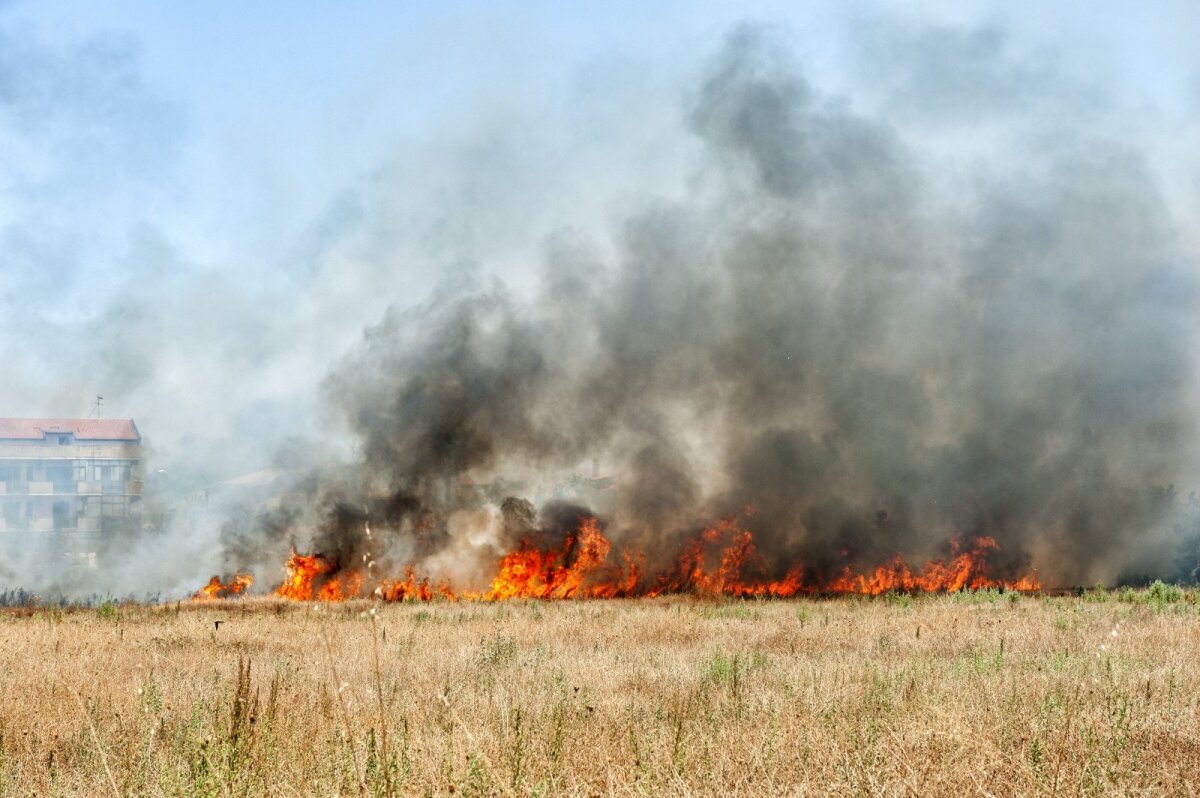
477;631;518;665
949;588;1002;605
1145;580;1184;610
0;588;41;607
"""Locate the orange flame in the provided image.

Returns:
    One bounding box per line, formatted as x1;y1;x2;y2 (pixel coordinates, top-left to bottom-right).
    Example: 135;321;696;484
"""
199;514;1040;601
649;518;803;597
824;536;1040;595
486;517;640;599
378;566;458;601
274;551;336;600
192;573;253;601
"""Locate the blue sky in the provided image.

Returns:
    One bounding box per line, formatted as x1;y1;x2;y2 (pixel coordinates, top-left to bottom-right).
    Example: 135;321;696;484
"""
0;1;1197;479
13;2;1197;258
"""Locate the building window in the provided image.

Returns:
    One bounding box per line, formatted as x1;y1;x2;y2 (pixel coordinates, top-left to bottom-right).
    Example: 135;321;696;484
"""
58;435;70;445
52;501;69;530
74;464;86;481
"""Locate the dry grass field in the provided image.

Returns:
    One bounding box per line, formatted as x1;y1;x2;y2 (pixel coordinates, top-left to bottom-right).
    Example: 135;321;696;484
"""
0;588;1198;797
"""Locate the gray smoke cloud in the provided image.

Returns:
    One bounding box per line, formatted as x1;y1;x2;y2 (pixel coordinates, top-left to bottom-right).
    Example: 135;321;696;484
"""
206;24;1199;594
1;15;1197;598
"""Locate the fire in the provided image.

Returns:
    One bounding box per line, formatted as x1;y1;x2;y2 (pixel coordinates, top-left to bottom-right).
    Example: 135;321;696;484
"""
274;551;335;600
192;573;253;600
198;514;1041;601
824;537;1040;594
378;567;457;602
486;517;640;599
272;550;459;602
644;521;1039;597
650;518;803;598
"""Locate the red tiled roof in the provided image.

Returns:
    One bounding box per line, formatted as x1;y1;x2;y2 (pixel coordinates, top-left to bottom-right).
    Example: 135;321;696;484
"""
0;418;140;442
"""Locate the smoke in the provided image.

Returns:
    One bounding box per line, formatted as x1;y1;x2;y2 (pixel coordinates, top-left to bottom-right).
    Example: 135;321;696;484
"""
200;24;1197;592
1;12;1197;596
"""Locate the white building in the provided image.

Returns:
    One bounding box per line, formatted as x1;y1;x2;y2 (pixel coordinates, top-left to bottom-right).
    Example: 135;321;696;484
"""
0;418;143;536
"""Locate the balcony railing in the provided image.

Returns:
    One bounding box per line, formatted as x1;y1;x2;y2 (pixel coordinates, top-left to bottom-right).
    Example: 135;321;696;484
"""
0;480;143;496
0;516;119;533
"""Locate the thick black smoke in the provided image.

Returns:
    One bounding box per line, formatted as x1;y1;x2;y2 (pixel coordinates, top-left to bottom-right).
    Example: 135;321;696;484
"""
228;25;1198;589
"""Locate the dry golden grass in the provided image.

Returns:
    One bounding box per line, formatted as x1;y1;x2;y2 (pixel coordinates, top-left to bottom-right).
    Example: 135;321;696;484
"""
0;589;1198;796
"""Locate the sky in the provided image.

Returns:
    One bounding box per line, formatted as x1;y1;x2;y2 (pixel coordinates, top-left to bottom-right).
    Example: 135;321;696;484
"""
0;0;1198;486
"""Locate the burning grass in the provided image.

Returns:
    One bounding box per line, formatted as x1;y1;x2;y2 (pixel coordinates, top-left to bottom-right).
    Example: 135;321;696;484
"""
198;515;1043;605
1;590;1198;795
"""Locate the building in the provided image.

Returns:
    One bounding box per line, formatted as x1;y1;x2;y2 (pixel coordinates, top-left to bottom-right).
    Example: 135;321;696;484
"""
0;418;143;538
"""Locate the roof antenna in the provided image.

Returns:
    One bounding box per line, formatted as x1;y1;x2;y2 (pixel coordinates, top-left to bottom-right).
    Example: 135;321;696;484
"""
90;395;104;418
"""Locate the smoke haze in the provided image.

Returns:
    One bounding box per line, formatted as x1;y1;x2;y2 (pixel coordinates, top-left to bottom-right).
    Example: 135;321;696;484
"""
0;7;1197;595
